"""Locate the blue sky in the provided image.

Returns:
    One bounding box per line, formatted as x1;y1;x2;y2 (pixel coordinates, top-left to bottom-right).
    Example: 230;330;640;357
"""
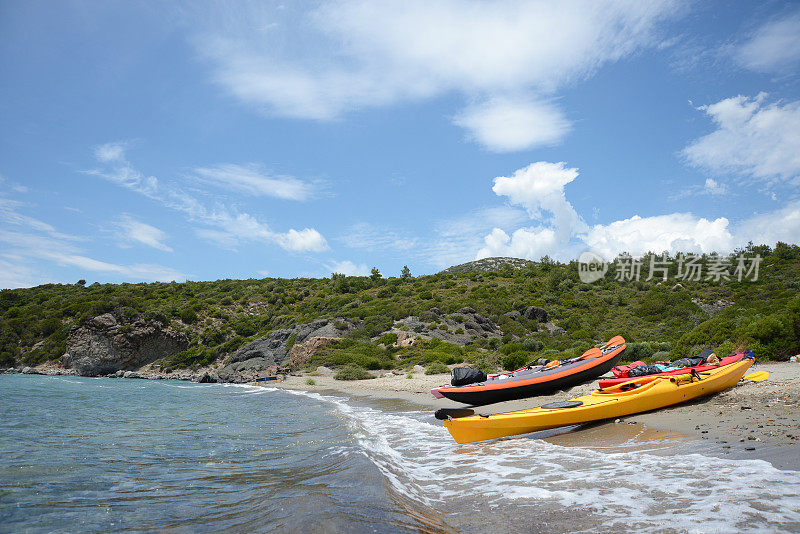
1;0;799;288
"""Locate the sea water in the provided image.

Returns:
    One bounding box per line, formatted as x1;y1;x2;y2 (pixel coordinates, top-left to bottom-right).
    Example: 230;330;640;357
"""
1;375;799;533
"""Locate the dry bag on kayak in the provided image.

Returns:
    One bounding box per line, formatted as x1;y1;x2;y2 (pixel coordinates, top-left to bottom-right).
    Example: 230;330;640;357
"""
451;368;487;386
669;356;705;369
628;365;663;377
612;361;646;378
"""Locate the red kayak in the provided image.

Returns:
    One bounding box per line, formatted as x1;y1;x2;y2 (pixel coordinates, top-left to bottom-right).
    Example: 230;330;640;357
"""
597;352;747;388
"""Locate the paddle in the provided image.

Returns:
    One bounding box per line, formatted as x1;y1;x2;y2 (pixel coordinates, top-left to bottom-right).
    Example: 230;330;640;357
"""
579;347;602;360
743;370;769;381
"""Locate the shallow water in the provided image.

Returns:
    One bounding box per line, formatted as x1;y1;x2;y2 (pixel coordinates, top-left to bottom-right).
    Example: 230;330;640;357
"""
1;375;799;533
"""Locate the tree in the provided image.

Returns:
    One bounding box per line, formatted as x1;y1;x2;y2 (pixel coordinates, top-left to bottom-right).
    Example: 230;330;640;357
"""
330;272;350;293
76;280;86;286
370;267;382;281
400;265;411;280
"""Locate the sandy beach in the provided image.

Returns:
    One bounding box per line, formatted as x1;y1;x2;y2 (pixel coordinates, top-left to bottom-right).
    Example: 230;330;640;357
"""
275;362;800;470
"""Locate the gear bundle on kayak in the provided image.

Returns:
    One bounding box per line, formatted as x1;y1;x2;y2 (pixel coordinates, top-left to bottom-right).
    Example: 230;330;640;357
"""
598;349;753;388
431;336;627;406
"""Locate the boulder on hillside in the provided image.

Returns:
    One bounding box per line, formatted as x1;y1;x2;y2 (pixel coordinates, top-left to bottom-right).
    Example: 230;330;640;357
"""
523;306;549;323
395;331;418;347
62;313;188;377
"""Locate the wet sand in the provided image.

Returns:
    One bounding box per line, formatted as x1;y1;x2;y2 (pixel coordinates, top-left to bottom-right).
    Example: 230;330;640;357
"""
275;362;800;470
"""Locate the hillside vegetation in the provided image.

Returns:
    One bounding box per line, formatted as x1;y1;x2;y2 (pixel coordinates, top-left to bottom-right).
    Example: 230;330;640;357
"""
1;243;799;373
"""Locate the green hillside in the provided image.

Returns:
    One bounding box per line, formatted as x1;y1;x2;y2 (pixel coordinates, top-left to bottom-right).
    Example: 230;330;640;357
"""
2;242;799;372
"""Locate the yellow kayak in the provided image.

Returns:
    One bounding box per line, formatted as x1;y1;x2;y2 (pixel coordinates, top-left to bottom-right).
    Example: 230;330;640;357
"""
443;357;754;444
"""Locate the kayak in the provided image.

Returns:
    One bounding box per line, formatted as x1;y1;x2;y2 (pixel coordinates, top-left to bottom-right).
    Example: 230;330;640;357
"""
431;336;626;406
598;352;747;388
441;357;754;444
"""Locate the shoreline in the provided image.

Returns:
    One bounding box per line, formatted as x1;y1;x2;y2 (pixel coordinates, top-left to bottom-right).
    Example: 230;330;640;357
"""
274;362;800;470
6;361;798;469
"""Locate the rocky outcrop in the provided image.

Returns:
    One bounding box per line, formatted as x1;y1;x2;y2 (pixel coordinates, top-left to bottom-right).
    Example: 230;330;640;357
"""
217;318;357;383
691;298;732;317
194;370;219;383
438;256;535;274
395;331;417;347
61;313;188;377
289;336;338;369
391;307;503;345
523;306;549;323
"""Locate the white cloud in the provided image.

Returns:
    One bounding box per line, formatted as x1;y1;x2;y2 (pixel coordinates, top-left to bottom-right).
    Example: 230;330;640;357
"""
582;203;800;260
326;260;371;276
0;197;78;240
339;222;418;251
703;178;727;196
669;177;730;201
583;213;735;259
94;141;128;163
194;164;313;201
424;206;529;268
0;257;50;289
191;0;679;150
0;228;185;286
682;94;800;186
453;98;571;152
115;215;173;252
491;161;586;241
735;200;800;247
277;228;329;252
86;145;329;253
1;173;28;194
735;11;800;73
476;226;564;261
469;160;800;264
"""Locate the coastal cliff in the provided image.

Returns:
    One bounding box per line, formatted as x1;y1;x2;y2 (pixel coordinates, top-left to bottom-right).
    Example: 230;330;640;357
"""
61;313;188;376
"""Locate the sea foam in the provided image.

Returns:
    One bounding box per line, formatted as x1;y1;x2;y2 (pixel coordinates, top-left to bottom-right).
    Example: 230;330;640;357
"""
280;388;800;533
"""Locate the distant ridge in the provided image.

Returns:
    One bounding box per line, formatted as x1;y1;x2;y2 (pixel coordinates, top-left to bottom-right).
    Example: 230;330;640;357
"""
439;257;535;274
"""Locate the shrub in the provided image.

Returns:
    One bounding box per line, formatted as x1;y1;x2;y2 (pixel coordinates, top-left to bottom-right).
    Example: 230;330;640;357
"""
334;365;373;380
232;317;259;337
378;332;398;346
714;340;734;358
522;339;544;352
312;339;395;370
305;378;316;385
626;342;654;361
501;351;529;371
179;308;198;324
425;361;449;374
201;329;226;347
500;342;523;355
650;351;671;362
